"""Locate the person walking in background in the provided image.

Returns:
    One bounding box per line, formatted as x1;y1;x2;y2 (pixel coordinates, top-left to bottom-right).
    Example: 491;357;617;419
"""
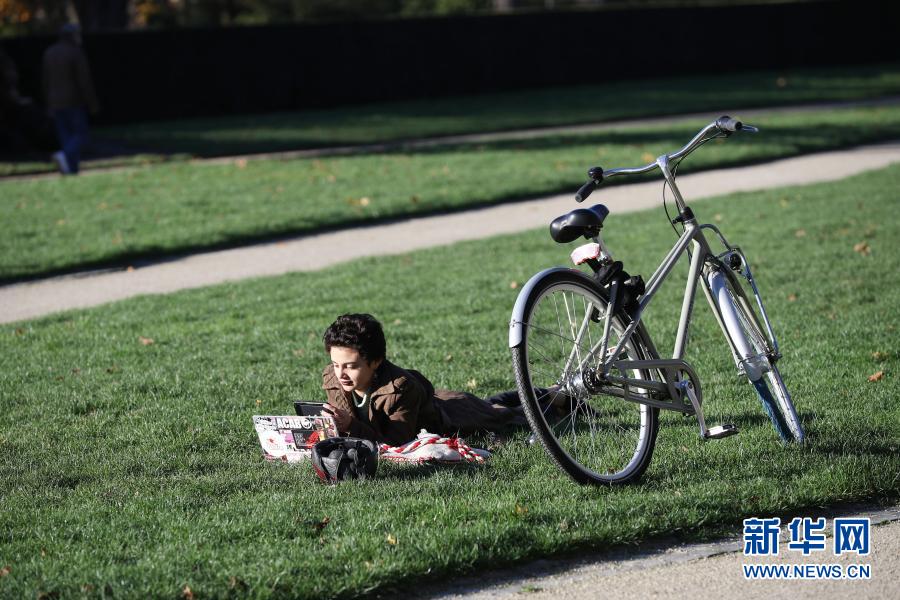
42;23;99;175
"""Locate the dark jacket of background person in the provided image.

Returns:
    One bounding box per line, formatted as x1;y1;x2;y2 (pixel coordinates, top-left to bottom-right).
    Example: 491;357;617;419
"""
42;36;99;113
322;361;528;446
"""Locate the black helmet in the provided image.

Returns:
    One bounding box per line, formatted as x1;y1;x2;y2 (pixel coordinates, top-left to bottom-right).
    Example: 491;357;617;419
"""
311;437;378;483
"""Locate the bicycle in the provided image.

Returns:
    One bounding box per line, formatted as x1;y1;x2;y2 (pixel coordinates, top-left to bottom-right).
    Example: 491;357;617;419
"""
509;116;804;486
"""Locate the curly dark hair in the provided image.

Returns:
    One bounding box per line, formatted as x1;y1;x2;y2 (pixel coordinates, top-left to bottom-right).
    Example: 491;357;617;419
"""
323;313;386;364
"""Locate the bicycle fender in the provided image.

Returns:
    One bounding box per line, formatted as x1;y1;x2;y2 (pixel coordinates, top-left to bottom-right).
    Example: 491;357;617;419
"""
707;269;764;381
508;267;591;348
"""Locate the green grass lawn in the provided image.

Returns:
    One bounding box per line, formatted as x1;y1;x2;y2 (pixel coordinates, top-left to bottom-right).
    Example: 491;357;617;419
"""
1;165;897;599
4;62;899;177
4;104;900;282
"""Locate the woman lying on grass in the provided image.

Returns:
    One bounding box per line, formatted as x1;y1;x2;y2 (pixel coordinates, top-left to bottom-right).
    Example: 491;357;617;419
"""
321;313;556;446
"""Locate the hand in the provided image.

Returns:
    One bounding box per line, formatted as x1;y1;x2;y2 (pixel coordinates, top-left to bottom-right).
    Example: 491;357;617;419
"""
323;403;352;433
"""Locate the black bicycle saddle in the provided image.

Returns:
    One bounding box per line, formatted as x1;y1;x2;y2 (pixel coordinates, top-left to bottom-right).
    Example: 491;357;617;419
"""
549;204;610;243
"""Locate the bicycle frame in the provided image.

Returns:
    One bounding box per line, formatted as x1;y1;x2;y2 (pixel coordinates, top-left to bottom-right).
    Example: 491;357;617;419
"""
581;154;782;412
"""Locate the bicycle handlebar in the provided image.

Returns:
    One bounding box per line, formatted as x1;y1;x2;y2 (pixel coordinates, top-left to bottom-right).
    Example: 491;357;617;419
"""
574;166;605;202
574;115;756;202
575;180;597;203
715;115;743;132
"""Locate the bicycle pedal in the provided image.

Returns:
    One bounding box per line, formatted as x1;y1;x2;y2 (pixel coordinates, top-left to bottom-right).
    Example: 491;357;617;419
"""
704;424;739;439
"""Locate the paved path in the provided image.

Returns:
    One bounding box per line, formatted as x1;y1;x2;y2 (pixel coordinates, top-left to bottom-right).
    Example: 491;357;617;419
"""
419;504;900;600
2;140;900;324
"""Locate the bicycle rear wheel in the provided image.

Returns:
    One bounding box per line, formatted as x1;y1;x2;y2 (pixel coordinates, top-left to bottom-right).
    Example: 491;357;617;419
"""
711;269;804;443
511;269;659;485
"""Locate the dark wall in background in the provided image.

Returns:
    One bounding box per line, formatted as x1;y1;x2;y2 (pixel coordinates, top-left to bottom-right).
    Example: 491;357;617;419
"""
3;0;897;125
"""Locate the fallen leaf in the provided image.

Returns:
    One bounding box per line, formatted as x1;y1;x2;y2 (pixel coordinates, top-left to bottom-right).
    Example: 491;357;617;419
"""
0;565;10;577
138;336;154;346
347;193;372;207
510;281;518;289
515;504;528;516
466;379;477;390
255;399;262;406
410;195;420;204
787;293;797;302
872;351;889;361
228;576;248;591
312;516;330;532
713;214;723;223
386;534;398;545
794;229;806;238
14;328;25;336
393;318;403;325
182;585;194;600
853;241;871;256
444;354;453;362
868;371;884;382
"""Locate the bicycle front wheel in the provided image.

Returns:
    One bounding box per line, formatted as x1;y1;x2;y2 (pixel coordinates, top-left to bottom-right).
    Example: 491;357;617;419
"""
711;269;804;443
511;269;659;485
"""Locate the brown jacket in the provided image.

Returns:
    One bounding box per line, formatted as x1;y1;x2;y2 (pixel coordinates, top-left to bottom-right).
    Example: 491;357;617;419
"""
322;360;443;446
322;360;529;445
42;39;99;113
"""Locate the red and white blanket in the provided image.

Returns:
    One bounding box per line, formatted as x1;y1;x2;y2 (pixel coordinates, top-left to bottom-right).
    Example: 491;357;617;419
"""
378;430;490;464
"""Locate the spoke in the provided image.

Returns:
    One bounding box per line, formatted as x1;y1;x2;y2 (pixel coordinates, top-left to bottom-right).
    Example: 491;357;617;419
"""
520;282;652;480
563;295;594;377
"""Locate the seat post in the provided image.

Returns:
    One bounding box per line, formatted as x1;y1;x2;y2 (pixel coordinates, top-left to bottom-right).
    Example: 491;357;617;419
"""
592;234;614;266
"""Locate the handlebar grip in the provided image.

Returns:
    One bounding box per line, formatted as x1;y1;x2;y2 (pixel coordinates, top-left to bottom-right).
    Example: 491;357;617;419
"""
575;180;597;203
716;115;743;133
575;166;604;202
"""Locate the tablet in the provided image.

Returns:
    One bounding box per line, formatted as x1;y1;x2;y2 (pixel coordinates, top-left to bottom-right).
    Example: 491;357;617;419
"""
294;401;327;417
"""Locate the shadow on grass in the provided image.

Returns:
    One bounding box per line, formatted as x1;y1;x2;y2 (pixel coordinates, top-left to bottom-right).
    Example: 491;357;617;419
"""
364;495;900;600
95;86;900;158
